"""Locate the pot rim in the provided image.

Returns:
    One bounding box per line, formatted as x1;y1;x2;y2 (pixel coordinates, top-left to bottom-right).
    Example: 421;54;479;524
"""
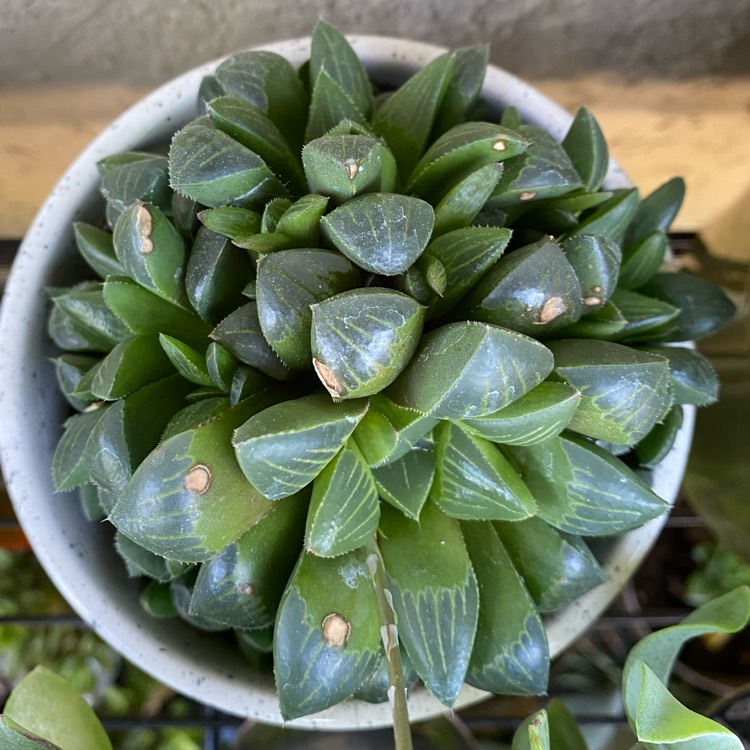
0;33;693;730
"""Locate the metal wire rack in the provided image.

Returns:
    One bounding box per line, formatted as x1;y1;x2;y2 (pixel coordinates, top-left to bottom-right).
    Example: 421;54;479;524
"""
0;234;745;748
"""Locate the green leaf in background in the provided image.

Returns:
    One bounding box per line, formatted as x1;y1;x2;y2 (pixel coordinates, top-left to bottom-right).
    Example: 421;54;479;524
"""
434;422;536;521
561;106;609;192
625;176;685;247
424;226;512;319
406;121;528;202
89;335;176;400
100;154;171;225
390;321;554;419
47;304;114;354
112;202;189;308
274;547;380;720
378;501;479;706
460;381;580;446
53;354;99;411
256;248;362;370
158;334;214;386
508;434;668;536
169;125;286;208
302;135;396;202
115;530;175;582
230;365;269;406
85;374;193;495
459;237;583;335
305;442;380;557
642;345;719;406
372;441;436;520
373;51;455;178
311;288;425;399
561;234;621;312
233;394;369;500
547;699;589;750
494;516;605;613
210;301;289;380
512;710;550;750
73;222;124;278
190;492;307;629
549;339;672;445
207;95;306;193
619;231;668;290
110;392;281;561
52;284;130;349
640;272;736;341
635;404;684;468
321;193;434;275
52;408;107;492
103;276;212;349
186;225;255;323
305;68;368;143
139;580;178;618
462;521;549;695
3;666;112;750
568;188;639;246
609;287;681;342
213;50;309;151
490;124;583;207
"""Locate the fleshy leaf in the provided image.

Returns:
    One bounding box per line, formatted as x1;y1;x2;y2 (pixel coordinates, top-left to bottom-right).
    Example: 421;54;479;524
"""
161;397;230;441
321;193;435;275
559;299;627;339
54;354;99;411
372;441;436;520
233;394;369;500
305;442;380;557
190;493;307;629
378;500;479;706
507;434;668;536
229;366;269;406
199;206;261;242
561;234;621;311
52;408;108;492
256;249;362;370
47;303;116;354
547;699;589;750
494;516;605;613
73;222;124;278
561;107;609;192
159;334;214;386
549;339;672;445
274;194;330;246
389;321;554;419
311;288;425;399
305;69;368;143
139;580;178;618
0;716;62;749
619;231;668;290
434;422;536;520
641;345;719;406
206;341;237;390
635;404;684;468
512;710;550;750
625;176;686;247
569;188;639;246
100;154;171;224
110;393;281;561
609;288;681;342
52;284;131;347
115;530;175;582
460;381;580;446
462;521;549;694
274;547;380;720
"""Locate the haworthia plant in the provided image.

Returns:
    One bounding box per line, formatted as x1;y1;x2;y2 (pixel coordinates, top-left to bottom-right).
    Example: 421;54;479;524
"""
46;19;734;724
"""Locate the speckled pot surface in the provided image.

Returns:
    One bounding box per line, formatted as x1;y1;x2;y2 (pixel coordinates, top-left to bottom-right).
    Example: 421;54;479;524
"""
0;36;695;729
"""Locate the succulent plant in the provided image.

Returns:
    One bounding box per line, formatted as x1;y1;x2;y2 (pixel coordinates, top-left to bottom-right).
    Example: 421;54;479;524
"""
48;21;734;724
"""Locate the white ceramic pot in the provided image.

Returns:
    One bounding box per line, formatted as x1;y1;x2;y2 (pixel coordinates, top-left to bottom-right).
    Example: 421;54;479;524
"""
0;35;694;730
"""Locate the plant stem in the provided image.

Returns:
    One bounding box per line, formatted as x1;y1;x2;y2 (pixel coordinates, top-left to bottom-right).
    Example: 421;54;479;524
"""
366;538;414;750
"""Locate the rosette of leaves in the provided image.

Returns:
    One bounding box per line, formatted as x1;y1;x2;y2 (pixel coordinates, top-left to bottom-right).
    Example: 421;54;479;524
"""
47;20;735;726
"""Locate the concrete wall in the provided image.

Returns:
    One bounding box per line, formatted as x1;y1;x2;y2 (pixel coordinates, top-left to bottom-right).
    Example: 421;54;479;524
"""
1;0;749;86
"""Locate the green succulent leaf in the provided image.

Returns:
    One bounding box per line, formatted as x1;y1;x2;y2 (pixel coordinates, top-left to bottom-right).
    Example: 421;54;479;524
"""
274;547;380;720
625;176;685;247
274;194;330;245
619;231;668;290
500;106;522;130
0;716;62;749
378;500;479;706
198;206;262;243
559;299;627;339
73;222;124;278
89;335;176;400
237;626;273;655
52;408;108;492
110;392;281;561
85;374;193;494
609;287;681;342
260;197;293;234
207;95;306;193
459;237;584;335
305;68;368;143
115;530;173;581
641;345;719;406
372;441;436;520
490;124;583;207
170;579;228;632
462;521;549;694
354;645;419;705
210;301;289;380
159;334;214;386
186;225;255;323
161;396;230;441
321;193;435;275
432;163;505;236
233;394;369;500
52;284;131;348
561;234;621;311
305;442;380;557
547;699;588;750
47;304;115;354
139;580;178;618
206;341;237;390
190;493;307;629
460;381;580;446
494;516;605;613
311;288;425;400
100;154;171;224
169;125;286;208
171;191;200;240
549;338;672;445
635;404;684;468
230;365;269;406
256;249;363;370
53;354;99;411
372;51;456;178
389;321;554;419
561;107;609;192
406;121;528;202
103;276;212;349
424;226;512;319
640;272;736;342
568;188;639;246
507;434;668;536
3;666;112;750
512;710;550;750
112;202;189;307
